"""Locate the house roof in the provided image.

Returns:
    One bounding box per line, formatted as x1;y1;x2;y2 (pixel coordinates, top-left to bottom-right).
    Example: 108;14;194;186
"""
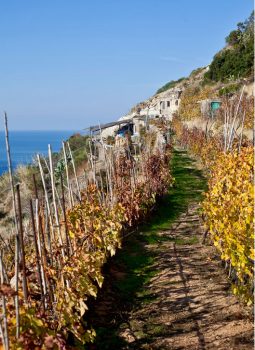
87;119;133;133
86;115;147;133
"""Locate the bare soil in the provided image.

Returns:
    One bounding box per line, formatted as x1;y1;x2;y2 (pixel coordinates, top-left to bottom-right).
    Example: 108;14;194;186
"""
119;205;253;349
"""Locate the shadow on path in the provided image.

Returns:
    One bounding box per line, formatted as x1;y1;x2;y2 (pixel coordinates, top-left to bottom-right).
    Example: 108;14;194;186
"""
84;149;253;350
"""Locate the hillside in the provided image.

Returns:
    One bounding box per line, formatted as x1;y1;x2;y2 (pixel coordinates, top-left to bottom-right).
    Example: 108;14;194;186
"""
0;9;254;350
155;12;254;96
204;11;254;82
99;13;254;143
124;12;253;126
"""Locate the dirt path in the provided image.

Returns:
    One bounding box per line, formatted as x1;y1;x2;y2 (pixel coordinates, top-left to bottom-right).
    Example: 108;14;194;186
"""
86;149;253;350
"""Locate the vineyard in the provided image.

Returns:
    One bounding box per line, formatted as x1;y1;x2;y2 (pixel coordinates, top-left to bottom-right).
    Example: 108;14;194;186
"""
173;90;254;304
0;3;254;349
0;90;253;350
0;116;173;349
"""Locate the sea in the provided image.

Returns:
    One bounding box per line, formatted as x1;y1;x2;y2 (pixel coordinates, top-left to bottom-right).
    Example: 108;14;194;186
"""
0;130;76;175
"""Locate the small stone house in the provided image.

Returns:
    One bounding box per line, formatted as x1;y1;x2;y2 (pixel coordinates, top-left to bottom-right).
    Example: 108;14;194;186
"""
138;88;183;121
157;89;182;120
199;99;221;118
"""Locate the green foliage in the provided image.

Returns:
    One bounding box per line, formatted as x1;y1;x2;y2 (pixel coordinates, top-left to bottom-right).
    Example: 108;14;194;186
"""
72;147;88;168
218;83;240;96
156;77;185;94
68;133;89;150
189;66;205;78
54;158;68;182
225;29;242;46
68;133;89;165
205;12;254;82
49;133;89;178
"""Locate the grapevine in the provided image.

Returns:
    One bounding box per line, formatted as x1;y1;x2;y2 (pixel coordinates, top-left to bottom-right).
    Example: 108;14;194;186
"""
172;115;254;303
0;124;173;349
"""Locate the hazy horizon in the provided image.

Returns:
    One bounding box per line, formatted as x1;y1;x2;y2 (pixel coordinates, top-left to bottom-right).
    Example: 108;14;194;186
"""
0;0;253;130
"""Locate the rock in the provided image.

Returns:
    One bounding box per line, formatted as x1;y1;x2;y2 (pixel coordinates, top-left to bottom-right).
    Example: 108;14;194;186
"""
119;328;136;343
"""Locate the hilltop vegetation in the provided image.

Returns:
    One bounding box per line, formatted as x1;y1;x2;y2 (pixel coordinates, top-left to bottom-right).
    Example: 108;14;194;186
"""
154;12;254;100
151;13;254;125
156;77;186;94
204;12;254;82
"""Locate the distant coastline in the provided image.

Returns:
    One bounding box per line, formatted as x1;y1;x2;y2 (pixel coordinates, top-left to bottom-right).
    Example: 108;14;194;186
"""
0;130;76;175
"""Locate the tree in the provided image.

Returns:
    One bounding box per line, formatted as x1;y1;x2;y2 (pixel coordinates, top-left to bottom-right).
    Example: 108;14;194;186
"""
205;12;254;82
226;30;241;46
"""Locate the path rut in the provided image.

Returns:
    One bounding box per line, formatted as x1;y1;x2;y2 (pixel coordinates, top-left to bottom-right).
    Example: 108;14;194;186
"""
117;205;253;349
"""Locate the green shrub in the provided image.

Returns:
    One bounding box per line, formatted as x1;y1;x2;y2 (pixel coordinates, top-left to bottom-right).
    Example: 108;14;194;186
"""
189;67;205;78
218;84;240;96
65;133;89;168
156;77;186;94
204;12;254;82
68;133;90;150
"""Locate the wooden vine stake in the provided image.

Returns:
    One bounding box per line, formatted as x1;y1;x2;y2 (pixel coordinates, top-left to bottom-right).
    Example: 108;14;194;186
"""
4;112;20;339
32;174;48;260
0;252;9;350
16;184;28;302
60;173;72;256
88;136;98;188
62;141;74;207
35;199;48;308
48;145;65;258
227;86;245;151
37;155;54;232
67;141;81;202
30;200;45;312
99;124;113;203
238;111;246;152
42;157;64;215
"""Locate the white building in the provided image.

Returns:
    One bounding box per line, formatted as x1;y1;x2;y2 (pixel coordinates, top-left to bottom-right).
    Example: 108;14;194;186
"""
139;88;182;121
92;88;183;140
156;89;182;120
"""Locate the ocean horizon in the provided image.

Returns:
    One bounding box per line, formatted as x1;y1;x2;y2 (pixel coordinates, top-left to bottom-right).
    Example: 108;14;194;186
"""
0;130;77;175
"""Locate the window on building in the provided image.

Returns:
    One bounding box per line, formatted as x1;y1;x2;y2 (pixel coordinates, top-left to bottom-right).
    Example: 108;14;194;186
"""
167;101;170;107
175;100;179;106
161;101;165;109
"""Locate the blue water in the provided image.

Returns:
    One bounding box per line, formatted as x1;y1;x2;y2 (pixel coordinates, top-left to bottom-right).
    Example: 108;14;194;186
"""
0;130;75;175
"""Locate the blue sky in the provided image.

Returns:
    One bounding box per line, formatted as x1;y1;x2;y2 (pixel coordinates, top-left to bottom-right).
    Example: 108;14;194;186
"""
0;0;253;130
